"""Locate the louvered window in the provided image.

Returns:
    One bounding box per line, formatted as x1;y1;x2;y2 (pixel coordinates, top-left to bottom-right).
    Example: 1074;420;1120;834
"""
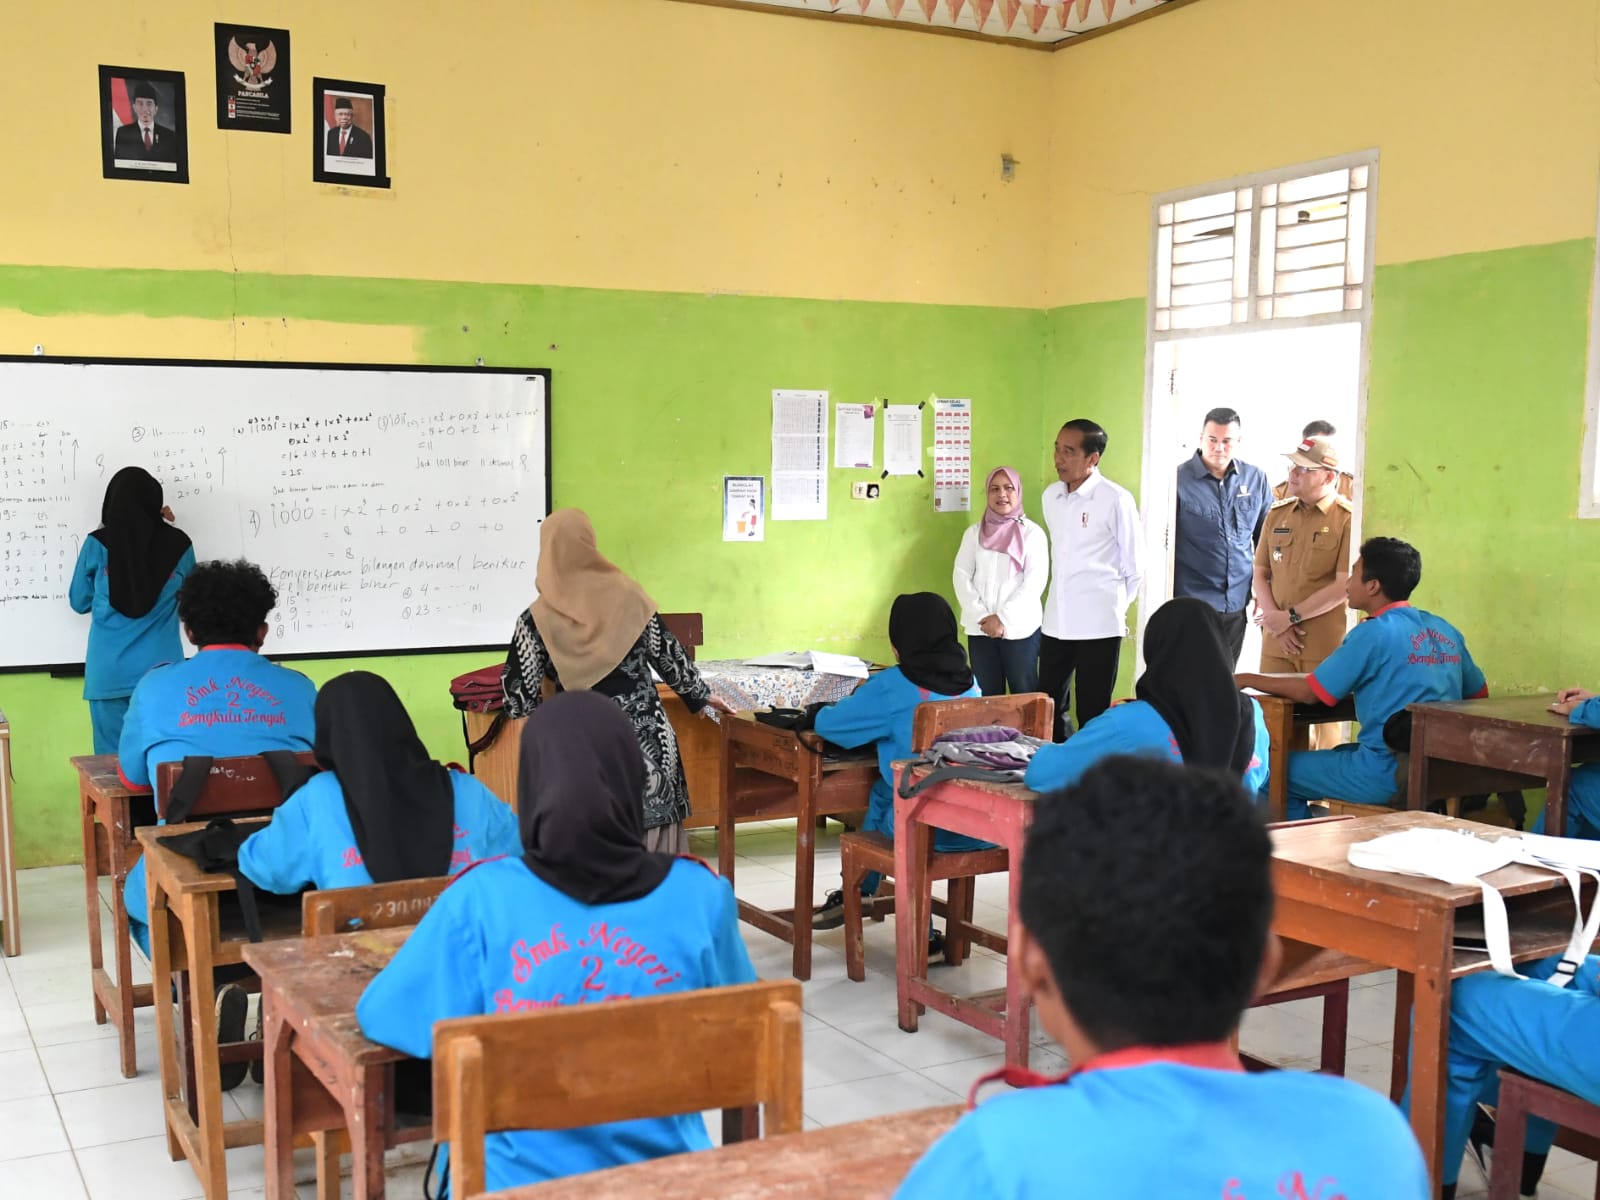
1154;158;1373;333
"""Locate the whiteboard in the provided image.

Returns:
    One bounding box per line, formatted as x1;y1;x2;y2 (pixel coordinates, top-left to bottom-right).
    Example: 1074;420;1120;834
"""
0;357;550;670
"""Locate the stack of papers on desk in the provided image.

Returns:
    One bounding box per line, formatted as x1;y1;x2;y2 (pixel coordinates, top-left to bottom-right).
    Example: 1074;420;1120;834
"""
743;651;871;679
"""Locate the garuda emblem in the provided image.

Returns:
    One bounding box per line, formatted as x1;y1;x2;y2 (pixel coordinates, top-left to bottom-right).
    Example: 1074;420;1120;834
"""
228;38;277;91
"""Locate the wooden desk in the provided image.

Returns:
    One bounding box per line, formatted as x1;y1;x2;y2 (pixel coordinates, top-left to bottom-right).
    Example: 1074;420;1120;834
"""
138;821;304;1200
1271;810;1582;1187
1249;693;1358;822
718;715;878;980
243;928;421;1200
0;710;17;957
73;753;155;1076
892;765;1036;1067
489;1105;963;1200
1407;694;1600;836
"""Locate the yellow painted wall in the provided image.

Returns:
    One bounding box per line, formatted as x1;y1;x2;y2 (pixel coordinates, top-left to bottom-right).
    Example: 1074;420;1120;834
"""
2;0;1050;308
1046;0;1600;306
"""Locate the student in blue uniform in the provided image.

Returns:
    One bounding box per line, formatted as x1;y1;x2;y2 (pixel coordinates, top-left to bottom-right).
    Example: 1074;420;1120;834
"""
69;467;195;753
897;756;1429;1199
1536;687;1600;838
237;671;520;895
1427;955;1600;1199
810;592;982;932
356;690;756;1193
1236;536;1487;819
1025;597;1269;796
119;559;317;962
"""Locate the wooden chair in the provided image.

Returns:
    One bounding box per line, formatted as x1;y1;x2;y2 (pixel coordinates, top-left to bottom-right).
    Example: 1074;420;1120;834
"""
302;875;451;936
839;694;1053;981
659;611;705;662
299;876;453;1200
153;750;318;820
433;980;804;1200
1490;1070;1600;1199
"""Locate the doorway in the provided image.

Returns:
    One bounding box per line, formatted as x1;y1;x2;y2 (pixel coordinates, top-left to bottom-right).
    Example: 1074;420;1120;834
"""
1138;320;1365;671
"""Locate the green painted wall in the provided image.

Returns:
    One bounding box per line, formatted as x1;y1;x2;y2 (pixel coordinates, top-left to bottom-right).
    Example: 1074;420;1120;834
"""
1;267;1047;867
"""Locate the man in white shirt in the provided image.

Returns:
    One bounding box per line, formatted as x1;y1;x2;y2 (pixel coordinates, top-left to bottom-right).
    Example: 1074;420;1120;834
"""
1039;419;1143;741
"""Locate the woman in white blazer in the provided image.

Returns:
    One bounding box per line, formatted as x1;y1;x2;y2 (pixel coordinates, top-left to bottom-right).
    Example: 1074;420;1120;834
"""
952;466;1049;695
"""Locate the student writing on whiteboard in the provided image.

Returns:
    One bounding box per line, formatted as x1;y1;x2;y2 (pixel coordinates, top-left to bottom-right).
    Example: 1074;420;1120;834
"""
501;510;735;853
118;560;316;1088
952;466;1048;696
356;692;756;1191
68;467;195;753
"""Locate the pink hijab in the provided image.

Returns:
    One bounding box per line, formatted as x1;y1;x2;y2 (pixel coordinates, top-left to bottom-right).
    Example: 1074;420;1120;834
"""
978;466;1027;574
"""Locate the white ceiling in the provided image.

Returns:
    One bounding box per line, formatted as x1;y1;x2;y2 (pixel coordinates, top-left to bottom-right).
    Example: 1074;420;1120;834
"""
684;0;1184;48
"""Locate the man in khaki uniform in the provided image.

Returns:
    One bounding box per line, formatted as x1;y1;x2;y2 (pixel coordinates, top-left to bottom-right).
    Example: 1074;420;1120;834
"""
1271;420;1356;502
1254;435;1353;748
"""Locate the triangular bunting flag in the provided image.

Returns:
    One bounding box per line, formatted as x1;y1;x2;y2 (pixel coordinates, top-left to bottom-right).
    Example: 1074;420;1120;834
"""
947;0;968;22
1101;0;1117;20
1076;0;1094;20
1028;3;1050;32
1057;2;1072;28
918;0;938;20
972;0;996;27
858;0;872;11
1000;0;1022;30
885;0;907;15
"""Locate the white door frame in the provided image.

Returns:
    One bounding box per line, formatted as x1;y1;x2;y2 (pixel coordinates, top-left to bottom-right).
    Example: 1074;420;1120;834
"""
1137;149;1381;672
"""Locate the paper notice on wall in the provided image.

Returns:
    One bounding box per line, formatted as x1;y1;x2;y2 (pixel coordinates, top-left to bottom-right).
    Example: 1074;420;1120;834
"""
722;475;765;542
932;398;972;512
883;405;923;476
771;389;828;520
834;402;876;470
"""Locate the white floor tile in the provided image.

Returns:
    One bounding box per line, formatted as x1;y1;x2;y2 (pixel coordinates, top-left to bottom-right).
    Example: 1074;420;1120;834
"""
802;1027;905;1089
1238;1002;1322;1066
1345;978;1400;1047
0;1004;32;1053
38;1033;159;1094
803;1070;962;1127
841;1009;1015;1071
0;1149;88;1198
23;996;128;1048
76;1134;209;1200
0;1093;71;1160
916;1046;1070;1098
1341;1041;1403;1097
56;1076;170;1148
0;1046;50;1101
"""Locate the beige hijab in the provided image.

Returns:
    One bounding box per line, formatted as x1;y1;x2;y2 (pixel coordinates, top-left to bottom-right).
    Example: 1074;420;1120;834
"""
529;509;657;691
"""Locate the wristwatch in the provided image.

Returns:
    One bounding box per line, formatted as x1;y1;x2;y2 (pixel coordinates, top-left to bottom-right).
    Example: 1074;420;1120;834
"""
1288;607;1304;627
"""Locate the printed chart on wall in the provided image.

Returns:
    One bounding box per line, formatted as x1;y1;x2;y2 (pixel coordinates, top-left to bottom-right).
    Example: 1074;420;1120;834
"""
834;402;875;470
0;358;550;669
722;476;764;542
771;389;827;520
932;398;972;512
884;404;923;476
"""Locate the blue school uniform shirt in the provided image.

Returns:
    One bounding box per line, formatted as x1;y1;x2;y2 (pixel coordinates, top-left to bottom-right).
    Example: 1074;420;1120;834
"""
1023;698;1270;796
1572;698;1600;730
1307;602;1487;763
68;538;195;700
355;855;757;1191
896;1057;1429;1199
117;645;318;789
812;666;981;835
237;770;521;894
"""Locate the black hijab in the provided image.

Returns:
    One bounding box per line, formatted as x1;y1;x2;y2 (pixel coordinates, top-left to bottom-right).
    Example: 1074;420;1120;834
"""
1135;598;1256;774
88;467;192;619
890;591;975;697
518;690;674;906
313;672;455;884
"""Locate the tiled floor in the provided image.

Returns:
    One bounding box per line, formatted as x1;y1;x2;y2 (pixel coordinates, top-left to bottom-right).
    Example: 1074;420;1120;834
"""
2;822;1595;1198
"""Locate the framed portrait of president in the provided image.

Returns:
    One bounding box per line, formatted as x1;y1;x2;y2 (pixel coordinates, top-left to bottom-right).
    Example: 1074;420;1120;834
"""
98;65;189;184
312;77;389;188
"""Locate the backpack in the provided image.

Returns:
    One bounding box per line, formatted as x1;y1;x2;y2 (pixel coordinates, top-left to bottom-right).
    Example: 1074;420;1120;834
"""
896;725;1049;798
450;663;509;770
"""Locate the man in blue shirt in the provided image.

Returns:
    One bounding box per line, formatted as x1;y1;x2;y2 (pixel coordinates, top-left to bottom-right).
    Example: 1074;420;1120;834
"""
1237;536;1487;818
117;559;316;1088
897;756;1428;1199
1173;407;1270;666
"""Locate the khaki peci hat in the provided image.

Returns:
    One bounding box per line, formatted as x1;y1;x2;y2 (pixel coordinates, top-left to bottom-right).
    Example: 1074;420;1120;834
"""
1284;434;1339;471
